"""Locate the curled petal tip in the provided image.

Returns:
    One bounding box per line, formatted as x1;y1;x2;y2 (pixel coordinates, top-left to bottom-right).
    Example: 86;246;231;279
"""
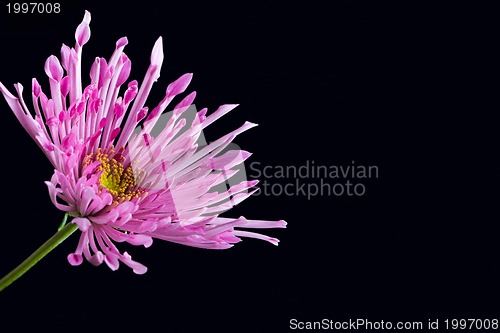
265;237;280;246
134;267;148;275
116;36;128;49
245;121;258;127
89;252;104;266
248;179;259;187
44;55;64;81
67;253;83;266
75;11;91;46
32;78;41;97
116;57;131;87
73;217;91;232
60;77;70;96
75;23;91;47
123;252;148;274
60;44;70;70
166;73;193;97
151;37;164;67
241;150;253;159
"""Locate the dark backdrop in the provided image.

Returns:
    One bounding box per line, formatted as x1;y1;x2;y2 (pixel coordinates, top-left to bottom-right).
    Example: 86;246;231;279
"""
0;1;498;332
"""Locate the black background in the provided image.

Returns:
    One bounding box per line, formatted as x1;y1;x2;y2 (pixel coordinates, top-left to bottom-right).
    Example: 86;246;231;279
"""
0;1;498;332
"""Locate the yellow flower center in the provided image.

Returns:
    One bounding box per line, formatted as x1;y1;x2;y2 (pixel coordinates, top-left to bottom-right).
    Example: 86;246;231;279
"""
84;147;145;202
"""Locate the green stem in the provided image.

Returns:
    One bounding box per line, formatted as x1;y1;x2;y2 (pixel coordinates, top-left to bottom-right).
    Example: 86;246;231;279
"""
0;215;78;292
58;213;69;231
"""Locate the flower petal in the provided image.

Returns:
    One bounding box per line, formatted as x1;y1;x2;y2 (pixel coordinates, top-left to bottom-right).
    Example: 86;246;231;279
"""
44;55;64;82
150;37;164;68
75;11;91;46
73;217;91;232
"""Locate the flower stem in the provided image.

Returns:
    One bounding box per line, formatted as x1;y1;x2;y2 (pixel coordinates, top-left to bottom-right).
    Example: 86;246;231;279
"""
58;213;69;231
0;215;78;292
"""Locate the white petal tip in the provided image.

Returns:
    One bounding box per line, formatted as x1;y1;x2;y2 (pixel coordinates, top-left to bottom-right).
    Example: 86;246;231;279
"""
83;10;91;23
151;37;164;66
269;238;280;246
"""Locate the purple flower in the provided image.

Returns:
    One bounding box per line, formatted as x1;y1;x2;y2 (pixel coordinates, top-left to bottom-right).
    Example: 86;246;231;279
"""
0;11;285;274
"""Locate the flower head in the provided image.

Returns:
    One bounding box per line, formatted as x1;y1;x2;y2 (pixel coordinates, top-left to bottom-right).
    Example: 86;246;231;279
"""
0;11;285;274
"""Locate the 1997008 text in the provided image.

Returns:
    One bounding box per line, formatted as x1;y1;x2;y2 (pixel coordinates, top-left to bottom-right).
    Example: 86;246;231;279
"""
6;3;60;14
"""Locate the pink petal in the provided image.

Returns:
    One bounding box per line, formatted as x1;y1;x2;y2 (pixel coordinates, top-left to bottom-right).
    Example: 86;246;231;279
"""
232;230;280;246
150;37;164;67
60;77;70;97
201;104;239;129
137;107;148;122
116;36;128;49
109;127;121;141
98;58;109;89
90;57;100;83
67;253;83;266
166;73;193;98
114;102;124;117
44;55;64;82
103;252;120;271
32;78;41;97
88;251;104;266
60;44;71;70
75;11;91;46
173;91;196;116
73;217;91;232
210;150;252;170
121;252;148;275
116;56;131;87
124;80;138;105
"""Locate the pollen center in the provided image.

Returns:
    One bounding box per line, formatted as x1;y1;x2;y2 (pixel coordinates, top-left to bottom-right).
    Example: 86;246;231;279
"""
84;147;145;202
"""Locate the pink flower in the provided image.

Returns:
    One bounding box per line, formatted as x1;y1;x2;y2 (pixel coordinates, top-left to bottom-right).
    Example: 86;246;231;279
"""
0;11;285;274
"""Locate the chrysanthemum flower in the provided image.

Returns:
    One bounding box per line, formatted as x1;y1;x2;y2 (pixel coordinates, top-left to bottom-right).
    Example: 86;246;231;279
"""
0;11;285;275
